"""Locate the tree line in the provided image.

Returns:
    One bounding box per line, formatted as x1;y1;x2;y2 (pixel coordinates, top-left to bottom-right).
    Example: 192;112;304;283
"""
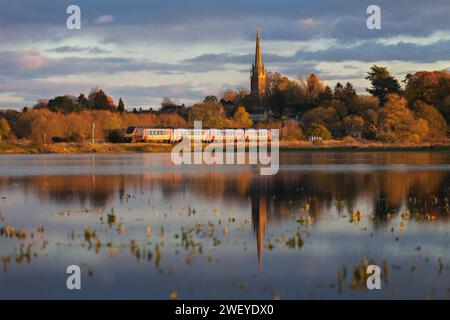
0;65;448;144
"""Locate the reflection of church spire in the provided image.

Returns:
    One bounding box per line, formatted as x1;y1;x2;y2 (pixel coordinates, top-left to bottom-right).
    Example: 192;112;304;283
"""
251;180;269;272
257;194;267;271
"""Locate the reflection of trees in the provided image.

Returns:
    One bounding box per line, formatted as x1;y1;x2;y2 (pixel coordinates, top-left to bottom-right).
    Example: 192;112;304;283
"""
0;169;448;217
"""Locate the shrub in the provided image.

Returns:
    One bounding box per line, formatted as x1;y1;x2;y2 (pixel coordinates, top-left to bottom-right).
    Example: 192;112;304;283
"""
341;135;357;144
306;123;332;140
0;118;11;141
107;129;126;143
280;120;304;141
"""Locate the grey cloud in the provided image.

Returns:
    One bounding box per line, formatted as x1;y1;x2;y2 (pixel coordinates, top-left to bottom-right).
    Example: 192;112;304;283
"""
297;40;450;63
0;0;449;44
48;46;111;54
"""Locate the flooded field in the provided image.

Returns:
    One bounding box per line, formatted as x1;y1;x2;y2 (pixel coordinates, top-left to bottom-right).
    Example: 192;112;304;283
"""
0;152;450;299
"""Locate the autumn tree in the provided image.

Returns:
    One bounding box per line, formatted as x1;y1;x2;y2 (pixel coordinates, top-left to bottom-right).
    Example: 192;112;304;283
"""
348;95;379;115
411;100;447;140
376;94;428;143
280;120;304;141
366;65;401;106
405;70;450;123
88;87;116;111
300;106;339;135
306;123;332;140
233;106;253;127
0;118;11;141
305;73;324;103
188;101;227;127
221;89;238;103
343;115;365;138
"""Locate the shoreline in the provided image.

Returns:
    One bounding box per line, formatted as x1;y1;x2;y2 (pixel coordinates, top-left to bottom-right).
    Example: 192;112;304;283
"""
1;140;450;154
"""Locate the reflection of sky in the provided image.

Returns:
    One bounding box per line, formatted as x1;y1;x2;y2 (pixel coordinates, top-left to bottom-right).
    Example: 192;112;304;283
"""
0;152;450;299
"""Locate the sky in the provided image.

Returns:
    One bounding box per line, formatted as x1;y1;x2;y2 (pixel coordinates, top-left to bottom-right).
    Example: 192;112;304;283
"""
0;0;449;109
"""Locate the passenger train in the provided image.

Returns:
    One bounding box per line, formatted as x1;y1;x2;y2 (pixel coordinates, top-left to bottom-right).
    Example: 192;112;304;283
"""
125;126;272;143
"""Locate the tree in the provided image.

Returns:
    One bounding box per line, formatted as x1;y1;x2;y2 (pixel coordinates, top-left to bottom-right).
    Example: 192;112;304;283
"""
221;89;238;103
117;98;126;113
348;95;379;115
47;95;83;113
203;95;219;104
88;87;116;111
333;82;344;101
341;82;357;105
300;106;339;134
280;120;304;141
319;99;348;119
405;70;450;123
78;94;89;109
365;65;401;106
0;118;11;141
188;101;227;127
376;94;427;143
411;100;447;140
233;106;253;128
306;123;332;140
319;86;333;101
161;97;176;108
305;74;324;103
343;115;365;138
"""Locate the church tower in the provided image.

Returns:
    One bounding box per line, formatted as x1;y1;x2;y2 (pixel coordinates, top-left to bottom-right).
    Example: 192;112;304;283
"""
250;27;266;99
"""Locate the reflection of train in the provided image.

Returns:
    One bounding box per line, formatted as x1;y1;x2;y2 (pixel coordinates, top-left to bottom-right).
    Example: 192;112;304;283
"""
125;126;272;143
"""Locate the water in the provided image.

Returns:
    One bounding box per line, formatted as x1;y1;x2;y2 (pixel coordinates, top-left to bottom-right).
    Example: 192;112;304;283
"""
0;152;449;299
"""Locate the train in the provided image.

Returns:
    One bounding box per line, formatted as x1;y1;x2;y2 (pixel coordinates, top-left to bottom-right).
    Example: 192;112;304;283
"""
125;126;272;143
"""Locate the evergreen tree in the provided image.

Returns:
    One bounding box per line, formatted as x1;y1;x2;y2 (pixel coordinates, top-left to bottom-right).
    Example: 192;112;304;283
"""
118;98;125;113
365;65;401;106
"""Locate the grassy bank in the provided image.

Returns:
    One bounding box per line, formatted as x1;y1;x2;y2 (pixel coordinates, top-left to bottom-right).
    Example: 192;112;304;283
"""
1;140;450;154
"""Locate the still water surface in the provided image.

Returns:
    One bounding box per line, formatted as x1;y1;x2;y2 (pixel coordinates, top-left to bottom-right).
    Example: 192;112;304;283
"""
0;152;450;299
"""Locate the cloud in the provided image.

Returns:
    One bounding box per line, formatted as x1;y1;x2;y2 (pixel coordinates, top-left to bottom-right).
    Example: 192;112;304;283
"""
48;46;111;54
94;15;114;25
0;50;209;80
297;40;450;63
0;92;25;104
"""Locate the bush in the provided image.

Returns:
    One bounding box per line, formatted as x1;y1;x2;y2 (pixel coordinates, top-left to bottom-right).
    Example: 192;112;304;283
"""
341;135;357;144
66;132;84;143
306;123;332;140
51;136;67;143
280;120;304;141
108;129;126;143
0;118;12;141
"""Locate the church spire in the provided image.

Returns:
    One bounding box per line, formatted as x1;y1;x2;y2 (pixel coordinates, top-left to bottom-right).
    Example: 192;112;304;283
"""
250;27;267;99
255;27;263;70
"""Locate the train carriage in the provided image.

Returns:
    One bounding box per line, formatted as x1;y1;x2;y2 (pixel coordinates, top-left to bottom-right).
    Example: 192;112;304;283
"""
172;128;210;142
125;126;173;143
245;128;272;142
209;128;245;142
